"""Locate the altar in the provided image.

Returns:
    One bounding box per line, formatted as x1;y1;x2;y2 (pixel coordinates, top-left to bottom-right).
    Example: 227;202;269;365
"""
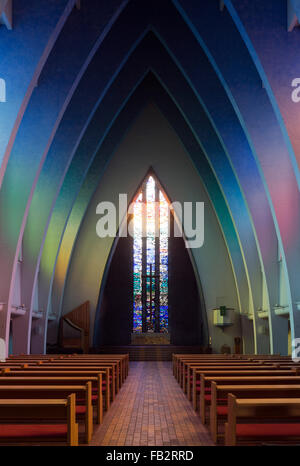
131;332;170;345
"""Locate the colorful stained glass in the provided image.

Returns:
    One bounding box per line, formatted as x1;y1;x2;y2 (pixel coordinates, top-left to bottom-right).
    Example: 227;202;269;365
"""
159;190;169;333
133;192;142;332
133;175;169;333
146;176;155;332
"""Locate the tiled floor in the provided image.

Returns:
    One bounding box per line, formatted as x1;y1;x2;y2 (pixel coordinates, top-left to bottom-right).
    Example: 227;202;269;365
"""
90;361;214;446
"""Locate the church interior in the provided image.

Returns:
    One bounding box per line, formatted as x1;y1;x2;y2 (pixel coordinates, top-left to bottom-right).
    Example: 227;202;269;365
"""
0;0;300;448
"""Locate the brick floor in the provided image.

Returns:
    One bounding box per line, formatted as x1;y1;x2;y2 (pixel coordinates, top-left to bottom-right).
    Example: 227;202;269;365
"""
90;361;214;446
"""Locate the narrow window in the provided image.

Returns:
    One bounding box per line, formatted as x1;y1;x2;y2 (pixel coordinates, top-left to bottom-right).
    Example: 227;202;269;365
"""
133;175;169;334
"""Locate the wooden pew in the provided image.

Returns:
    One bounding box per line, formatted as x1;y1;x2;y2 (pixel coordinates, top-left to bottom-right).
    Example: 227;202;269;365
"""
44;360;120;394
8;352;129;373
172;353;285;381
172;354;292;381
45;360;120;393
172;354;218;379
7;360;119;396
0;363;32;369
1;359;122;394
172;354;234;378
4;366;111;408
178;357;279;386
190;363;299;408
0;373;103;424
180;357;292;391
210;383;300;444
182;361;249;391
187;363;284;401
66;354;129;381
44;357;124;388
225;396;300;446
68;357;126;385
199;375;300;425
0;395;78;446
178;357;253;385
7;354;129;384
2;366;109;410
174;355;238;384
175;355;294;394
0;383;92;443
198;369;298;423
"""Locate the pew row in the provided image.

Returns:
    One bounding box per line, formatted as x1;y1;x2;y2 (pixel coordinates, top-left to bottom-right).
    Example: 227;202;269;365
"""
4;360;119;396
0;395;78;446
210;383;300;444
187;363;293;404
0;374;103;424
7;354;129;383
1;365;113;409
192;366;299;411
0;383;92;443
172;354;290;382
197;369;299;422
225;396;300;446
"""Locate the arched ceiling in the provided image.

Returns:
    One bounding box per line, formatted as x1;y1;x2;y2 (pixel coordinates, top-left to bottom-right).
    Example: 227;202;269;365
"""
0;0;299;356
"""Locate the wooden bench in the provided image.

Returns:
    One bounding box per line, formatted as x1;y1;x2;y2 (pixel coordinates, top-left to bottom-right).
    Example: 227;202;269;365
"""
3;366;111;409
198;369;299;423
44;358;122;389
0;383;92;443
187;363;285;402
172;354;231;380
210;383;300;444
225;396;300;446
65;357;126;386
35;361;118;396
66;354;129;381
0;363;32;369
7;354;129;385
0;374;103;424
181;360;269;391
174;355;238;384
180;357;292;383
1;360;118;394
8;354;130;381
199;375;300;425
190;364;298;408
7;360;118;397
0;395;78;446
178;356;285;386
172;354;286;382
172;354;292;380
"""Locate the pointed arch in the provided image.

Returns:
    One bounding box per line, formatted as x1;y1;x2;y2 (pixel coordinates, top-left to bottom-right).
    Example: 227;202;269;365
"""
93;166;208;347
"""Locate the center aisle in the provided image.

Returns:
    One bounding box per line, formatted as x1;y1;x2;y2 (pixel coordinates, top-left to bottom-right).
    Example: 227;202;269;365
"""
90;361;214;446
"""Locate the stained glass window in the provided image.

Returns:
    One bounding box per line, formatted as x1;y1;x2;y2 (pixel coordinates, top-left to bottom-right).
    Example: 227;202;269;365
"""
132;175;169;333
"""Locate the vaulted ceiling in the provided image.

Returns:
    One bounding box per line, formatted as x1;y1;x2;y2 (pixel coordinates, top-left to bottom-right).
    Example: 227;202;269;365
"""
0;0;299;356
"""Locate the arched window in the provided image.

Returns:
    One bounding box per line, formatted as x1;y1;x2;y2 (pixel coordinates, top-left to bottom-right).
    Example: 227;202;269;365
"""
132;175;169;334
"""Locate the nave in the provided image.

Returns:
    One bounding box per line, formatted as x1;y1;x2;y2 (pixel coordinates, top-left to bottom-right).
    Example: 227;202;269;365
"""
1;0;300;450
2;352;300;447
